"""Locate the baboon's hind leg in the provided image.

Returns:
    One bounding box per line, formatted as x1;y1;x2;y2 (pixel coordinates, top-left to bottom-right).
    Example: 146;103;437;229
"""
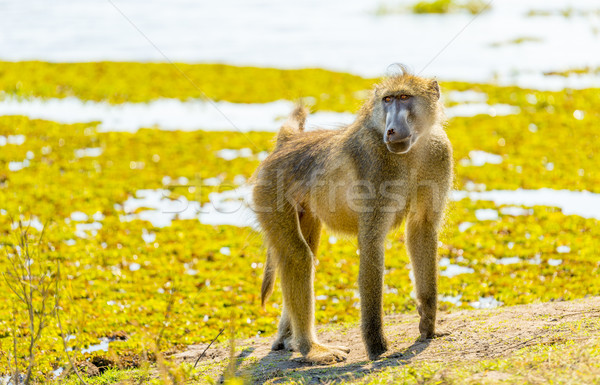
299;209;350;355
299;209;322;255
272;209;323;352
266;206;349;364
271;302;293;350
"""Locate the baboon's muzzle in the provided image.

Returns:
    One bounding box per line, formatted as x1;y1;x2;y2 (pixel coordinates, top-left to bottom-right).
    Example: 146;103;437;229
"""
384;106;414;154
385;134;413;153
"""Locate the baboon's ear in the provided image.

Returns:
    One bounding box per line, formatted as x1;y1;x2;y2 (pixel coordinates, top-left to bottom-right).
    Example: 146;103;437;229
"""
374;83;382;96
430;80;440;100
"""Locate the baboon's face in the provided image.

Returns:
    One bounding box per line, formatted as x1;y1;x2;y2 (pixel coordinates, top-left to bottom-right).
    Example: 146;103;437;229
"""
381;93;418;154
378;77;440;154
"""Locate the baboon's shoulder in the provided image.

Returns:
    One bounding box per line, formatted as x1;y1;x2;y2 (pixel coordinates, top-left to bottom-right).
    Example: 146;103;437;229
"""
416;130;453;188
425;130;452;165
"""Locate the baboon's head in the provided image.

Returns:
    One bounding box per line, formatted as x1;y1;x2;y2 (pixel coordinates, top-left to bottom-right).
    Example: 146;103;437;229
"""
371;72;442;154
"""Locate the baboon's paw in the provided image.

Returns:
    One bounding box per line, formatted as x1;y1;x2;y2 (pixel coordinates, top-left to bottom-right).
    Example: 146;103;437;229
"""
417;330;436;342
304;344;349;365
432;330;450;338
333;345;351;354
271;339;285;351
418;318;436;340
283;336;297;351
366;339;388;360
271;335;295;351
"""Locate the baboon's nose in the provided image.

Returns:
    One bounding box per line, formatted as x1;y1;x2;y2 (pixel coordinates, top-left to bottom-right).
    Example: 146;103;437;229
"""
387;128;395;136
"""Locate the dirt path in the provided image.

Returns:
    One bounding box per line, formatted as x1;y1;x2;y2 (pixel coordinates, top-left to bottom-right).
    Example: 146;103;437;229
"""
179;297;600;384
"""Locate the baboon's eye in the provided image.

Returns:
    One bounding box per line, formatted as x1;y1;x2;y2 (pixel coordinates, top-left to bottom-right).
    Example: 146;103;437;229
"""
399;94;411;100
383;96;393;103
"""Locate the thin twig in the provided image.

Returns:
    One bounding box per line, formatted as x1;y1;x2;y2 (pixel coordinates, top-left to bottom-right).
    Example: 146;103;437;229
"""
194;328;225;368
11;302;19;385
2;221;58;384
55;261;87;385
155;285;177;350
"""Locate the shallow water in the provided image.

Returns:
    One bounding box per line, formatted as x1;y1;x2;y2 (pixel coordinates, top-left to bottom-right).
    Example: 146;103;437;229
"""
499;206;533;216
460;150;503;167
7;160;29;172
74;147;103;158
458;222;474;232
0;134;25;146
0;96;518;133
548;258;563;266
70;211;89;221
10;217;44;232
470;296;503;309
496;256;522;265
111;186;600;233
0;97;354;133
1;0;599;86
439;257;475;278
216;148;269;161
452;188;600;220
475;208;499;221
74;222;102;239
118;186;256;229
556;245;571;253
439;294;463;306
80;338;110;354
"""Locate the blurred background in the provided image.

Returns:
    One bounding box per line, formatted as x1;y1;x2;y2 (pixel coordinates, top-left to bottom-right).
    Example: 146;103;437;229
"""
1;0;599;384
2;0;600;85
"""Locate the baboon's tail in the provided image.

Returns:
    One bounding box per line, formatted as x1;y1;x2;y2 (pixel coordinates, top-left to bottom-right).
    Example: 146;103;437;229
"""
276;104;308;146
261;250;277;308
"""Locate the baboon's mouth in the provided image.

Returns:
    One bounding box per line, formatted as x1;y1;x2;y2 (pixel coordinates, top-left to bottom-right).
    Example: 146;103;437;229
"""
385;136;413;154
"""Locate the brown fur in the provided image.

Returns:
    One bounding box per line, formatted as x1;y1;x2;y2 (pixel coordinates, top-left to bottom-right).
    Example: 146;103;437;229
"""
252;71;453;364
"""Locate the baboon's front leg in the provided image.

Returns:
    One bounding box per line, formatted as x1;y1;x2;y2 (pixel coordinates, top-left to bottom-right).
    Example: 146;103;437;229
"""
358;220;389;359
406;215;438;339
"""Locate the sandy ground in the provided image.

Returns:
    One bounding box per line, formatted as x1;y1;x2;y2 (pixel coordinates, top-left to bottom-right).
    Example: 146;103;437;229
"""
179;297;600;384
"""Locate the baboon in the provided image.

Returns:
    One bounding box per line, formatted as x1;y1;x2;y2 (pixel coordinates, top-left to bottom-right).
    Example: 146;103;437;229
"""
252;69;452;364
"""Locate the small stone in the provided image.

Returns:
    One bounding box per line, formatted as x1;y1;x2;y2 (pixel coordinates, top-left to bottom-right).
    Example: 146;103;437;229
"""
76;360;100;377
108;330;129;341
90;356;116;373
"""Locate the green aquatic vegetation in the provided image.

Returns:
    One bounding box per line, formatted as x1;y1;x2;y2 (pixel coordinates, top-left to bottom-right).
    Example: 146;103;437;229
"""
544;67;600;77
1;113;599;379
412;0;452;14
411;0;490;14
448;89;600;192
489;36;544;47
0;61;571;114
376;0;489;15
526;7;600;18
0;62;599;380
0;61;373;112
